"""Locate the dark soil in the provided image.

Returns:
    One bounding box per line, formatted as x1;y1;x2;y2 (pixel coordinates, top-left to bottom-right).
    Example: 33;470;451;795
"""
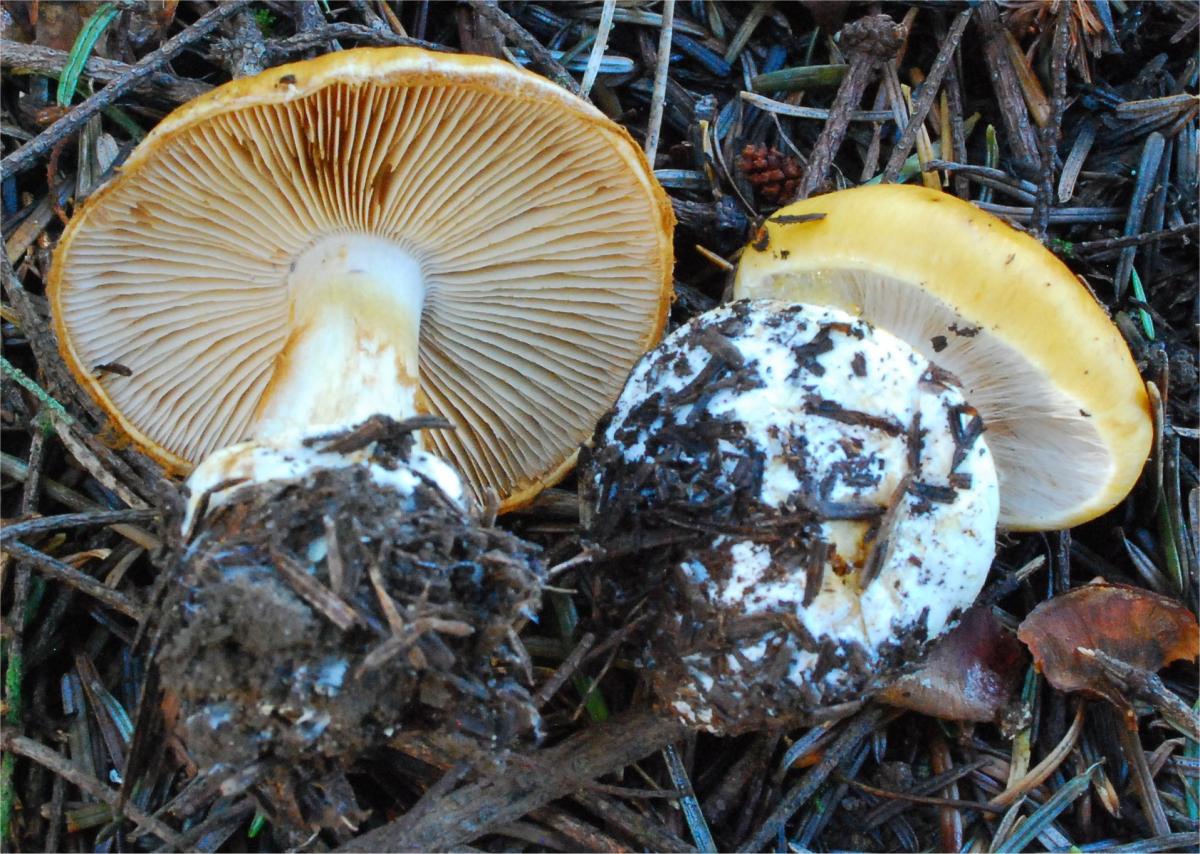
154;421;543;844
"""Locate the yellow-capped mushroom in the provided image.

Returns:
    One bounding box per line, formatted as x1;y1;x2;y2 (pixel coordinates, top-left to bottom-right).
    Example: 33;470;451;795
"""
735;184;1151;531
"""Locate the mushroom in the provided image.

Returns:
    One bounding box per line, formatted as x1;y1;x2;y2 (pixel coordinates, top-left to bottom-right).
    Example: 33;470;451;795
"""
47;48;673;812
49;46;674;513
583;187;1151;733
735;183;1151;531
584;300;999;733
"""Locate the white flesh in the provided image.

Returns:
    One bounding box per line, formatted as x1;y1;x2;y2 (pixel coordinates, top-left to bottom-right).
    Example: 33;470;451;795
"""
251;234;424;442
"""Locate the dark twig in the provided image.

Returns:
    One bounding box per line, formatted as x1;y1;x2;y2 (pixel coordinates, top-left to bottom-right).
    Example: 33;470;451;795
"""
1081;648;1199;740
529;804;630;853
1075;221;1199;258
572;790;697;853
534;631;597;708
0;1;250;178
0;540;142;621
0;452;161;551
0;40;212;103
924;159;1038;202
264;22;448;59
467;1;583;96
154;797;256;854
795;15;904;200
336;710;686;851
1033;2;1071;239
882;8;972;183
363;761;476;847
942;43;971;198
1113;706;1172;836
843;777;1005;814
1;733;181;846
974;1;1039;169
862;757;991;828
740;707;891;851
0;509;160;544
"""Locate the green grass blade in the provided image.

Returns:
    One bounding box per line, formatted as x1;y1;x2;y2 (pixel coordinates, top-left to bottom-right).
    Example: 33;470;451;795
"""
57;3;121;107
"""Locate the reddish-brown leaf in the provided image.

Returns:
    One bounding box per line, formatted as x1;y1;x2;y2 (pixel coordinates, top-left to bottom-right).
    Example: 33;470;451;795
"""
1017;581;1199;714
879;606;1027;722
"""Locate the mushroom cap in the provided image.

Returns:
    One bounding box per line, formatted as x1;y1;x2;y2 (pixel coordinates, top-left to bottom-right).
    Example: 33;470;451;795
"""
585;300;998;732
50;47;674;510
734;184;1150;531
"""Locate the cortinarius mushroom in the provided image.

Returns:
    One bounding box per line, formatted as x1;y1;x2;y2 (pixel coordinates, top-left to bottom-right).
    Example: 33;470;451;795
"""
48;47;673;802
735;184;1151;531
585;301;998;732
585;186;1151;733
49;46;674;512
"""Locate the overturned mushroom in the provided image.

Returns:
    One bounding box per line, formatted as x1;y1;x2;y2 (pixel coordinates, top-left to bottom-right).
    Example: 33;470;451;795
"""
585;186;1151;734
50;46;674;512
584;301;999;733
48;47;673;820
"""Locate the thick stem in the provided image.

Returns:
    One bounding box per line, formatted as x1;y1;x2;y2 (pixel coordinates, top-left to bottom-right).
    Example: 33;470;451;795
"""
183;234;430;530
252;233;426;440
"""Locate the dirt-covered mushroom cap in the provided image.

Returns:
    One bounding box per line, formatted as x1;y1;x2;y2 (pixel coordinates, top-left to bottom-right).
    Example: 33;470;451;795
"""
49;47;674;511
584;300;998;733
735;184;1150;531
157;419;544;781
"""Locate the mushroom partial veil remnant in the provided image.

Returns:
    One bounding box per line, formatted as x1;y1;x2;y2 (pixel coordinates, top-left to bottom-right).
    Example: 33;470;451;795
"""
49;47;674;512
734;184;1151;531
583;300;999;733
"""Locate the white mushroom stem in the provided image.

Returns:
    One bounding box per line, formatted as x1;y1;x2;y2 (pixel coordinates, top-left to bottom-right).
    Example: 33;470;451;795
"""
251;234;426;441
183;233;438;532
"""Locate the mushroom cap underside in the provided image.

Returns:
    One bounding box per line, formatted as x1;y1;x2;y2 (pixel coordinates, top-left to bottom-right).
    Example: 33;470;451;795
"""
50;47;675;511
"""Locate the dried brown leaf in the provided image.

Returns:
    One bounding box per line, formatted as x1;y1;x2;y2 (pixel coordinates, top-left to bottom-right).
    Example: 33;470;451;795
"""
879;606;1027;722
1017;581;1199;715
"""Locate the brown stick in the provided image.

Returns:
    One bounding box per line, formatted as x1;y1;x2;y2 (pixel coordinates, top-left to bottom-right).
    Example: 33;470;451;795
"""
0;1;250;178
739;707;890;851
467;1;582;96
1;733;180;846
881;9;972;183
795;15;904;200
0;540;143;621
0;509;160;544
336;710;686;852
0;40;212;103
1032;3;1071;239
264;22;448;59
973;1;1039;169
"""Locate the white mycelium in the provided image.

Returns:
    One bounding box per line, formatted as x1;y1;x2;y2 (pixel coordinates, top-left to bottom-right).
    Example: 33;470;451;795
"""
182;436;466;534
597;300;999;731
